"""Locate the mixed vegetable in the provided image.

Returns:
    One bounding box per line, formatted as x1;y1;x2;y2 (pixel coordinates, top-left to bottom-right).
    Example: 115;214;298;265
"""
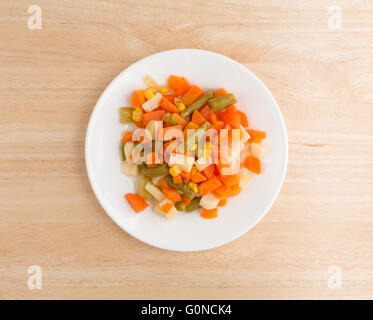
119;75;267;220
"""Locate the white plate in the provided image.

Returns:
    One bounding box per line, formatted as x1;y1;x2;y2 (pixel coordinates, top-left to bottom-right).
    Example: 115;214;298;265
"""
85;49;288;252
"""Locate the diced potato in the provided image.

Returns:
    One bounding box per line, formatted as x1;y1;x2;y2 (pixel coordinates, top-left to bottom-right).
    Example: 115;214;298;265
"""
123;141;134;162
144;75;158;89
251;143;267;159
142;92;162;112
240;142;251;163
238;168;253;189
200;193;220;210
168;153;194;172
120;161;138;176
195;157;211;171
145;182;165;201
145;120;162;140
153;199;179;220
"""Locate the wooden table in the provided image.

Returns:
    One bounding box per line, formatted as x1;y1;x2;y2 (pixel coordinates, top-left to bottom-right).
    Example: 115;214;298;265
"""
1;0;372;299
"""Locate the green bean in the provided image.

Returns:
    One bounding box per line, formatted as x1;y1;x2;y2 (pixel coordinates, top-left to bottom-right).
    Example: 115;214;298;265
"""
121;143;126;161
185;198;201;212
163;112;177;125
137;176;152;200
119;107;133;124
175;201;186;211
180;90;214;117
139;164;169;177
164;175;196;199
208;93;237;112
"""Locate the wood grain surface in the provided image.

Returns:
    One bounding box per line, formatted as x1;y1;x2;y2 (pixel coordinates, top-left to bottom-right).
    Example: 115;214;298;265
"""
1;0;372;299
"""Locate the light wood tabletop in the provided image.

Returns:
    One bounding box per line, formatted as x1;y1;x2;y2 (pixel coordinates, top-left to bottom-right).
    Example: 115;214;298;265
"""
1;0;372;300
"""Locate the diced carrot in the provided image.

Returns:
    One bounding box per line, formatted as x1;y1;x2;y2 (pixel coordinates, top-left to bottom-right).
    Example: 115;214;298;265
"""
190;171;207;183
163;94;176;103
209;113;217;124
159;97;179;113
215;88;228;97
173;174;182;184
180;171;191;180
202;164;215;179
181;85;204;105
237;110;249;128
163;187;182;202
158;178;169;189
181;196;192;206
201;208;218;219
215;109;226;121
159;125;183;141
198;175;222;195
121;132;133;144
224;105;240;128
141;110;166;127
243;156;261;174
212;185;230;200
160;203;174;214
220;174;240;186
191;110;207;126
146;152;159;165
218;199;228;207
172;113;188;127
124;193;149;213
212;121;224;130
168;75;191;96
183;121;199;137
226;184;242;197
200;104;213;120
131;90;145;108
246;129;266;143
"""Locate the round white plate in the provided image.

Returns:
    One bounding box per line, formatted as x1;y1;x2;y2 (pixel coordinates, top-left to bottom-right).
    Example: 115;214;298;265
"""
85;49;288;252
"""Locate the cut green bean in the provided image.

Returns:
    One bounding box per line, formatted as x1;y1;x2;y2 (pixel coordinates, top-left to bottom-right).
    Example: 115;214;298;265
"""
185;198;201;212
139;164;169;177
121;143;126;161
119;107;133;124
180;90;214;117
208;93;237;112
137;176;152;200
163;112;177;125
164;175;196;199
175;201;186;211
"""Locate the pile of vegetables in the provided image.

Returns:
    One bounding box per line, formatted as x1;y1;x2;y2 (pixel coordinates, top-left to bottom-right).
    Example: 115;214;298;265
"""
119;75;267;220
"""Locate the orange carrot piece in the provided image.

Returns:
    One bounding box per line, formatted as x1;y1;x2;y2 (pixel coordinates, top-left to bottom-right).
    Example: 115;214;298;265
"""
131;90;145;108
220;174;240;186
125;193;149;213
218;199;228;207
181;196;192;206
212;185;230;200
159;97;179;113
237;110;249;128
163;187;182;202
158;178;169;189
212;121;225;130
191;110;207;126
243;156;261;174
121;132;133;144
209;113;218;124
215;88;228;97
201;208;218;219
202;164;215;179
163;94;176;103
173;174;183;184
146;152;159;165
181;85;204;105
141;110;166;127
200;104;213;120
172;113;188;127
168;75;191;96
180;171;191;180
224;105;240;128
190;171;207;183
198;175;222;195
246;129;266;143
159;125;182;141
160;202;174;214
183;121;199;137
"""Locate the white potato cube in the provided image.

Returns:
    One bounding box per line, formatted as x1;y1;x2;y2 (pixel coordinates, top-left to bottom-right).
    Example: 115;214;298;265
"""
238;168;253;189
240;125;251;143
120;161;138;176
200;193;220;210
153;199;179;220
251;143;267;159
145;182;165;201
168;153;194;172
142;92;162;112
